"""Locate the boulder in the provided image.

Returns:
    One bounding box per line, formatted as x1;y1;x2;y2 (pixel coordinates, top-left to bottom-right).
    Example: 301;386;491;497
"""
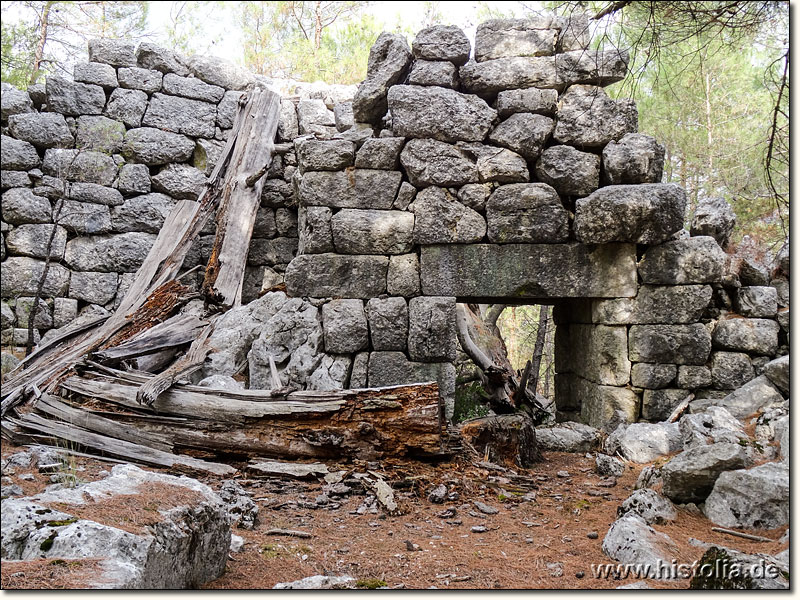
412;25;471;65
660;442;751;503
407;59;458;88
366;297;408;351
142;93;216;138
713;375;785;419
64;233;155;272
45;76;105;116
1;135;40;170
487;113;553;161
678;406;746;449
75;115;126;154
7;112;73;149
322;299;369;354
535;422;600;452
162;72;225;103
534;145;599;197
88;39;137;67
388;85;497;143
354;137;404;170
469;144;529;183
628;324;711;365
273;575;355;590
596;453;625;477
574;184;686;245
117;66;163;93
704;462;789;529
553;85;637;148
296;139;354;172
734;286;778;318
185;54;254;90
55;200;111;234
638;236;726;284
631;363;677;389
710;351;754;390
617;489;677;525
408;296;456;362
762;355;788;395
712;318;779;355
352;33;412;122
1;257;70;297
105;87;148;128
601;133;665;185
5;223;67;259
400;138;478;187
1;188;51;224
122;128;195;165
496;88;558;117
412;186;486;244
297;98;335;136
605;422;682;463
298;169;402;209
602;514;679;573
485;183;568;243
690;197;736;247
474;18;557;61
285;253;388;299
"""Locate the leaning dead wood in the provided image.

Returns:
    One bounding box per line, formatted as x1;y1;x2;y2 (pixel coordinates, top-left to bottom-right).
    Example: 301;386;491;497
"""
667;393;695;422
92;314;208;363
710;527;777;543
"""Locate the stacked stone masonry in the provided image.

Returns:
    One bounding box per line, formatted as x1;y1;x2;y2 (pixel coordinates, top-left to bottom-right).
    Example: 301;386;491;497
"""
2;17;789;429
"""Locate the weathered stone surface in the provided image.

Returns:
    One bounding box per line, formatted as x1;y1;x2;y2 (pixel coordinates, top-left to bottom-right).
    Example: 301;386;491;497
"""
642;388;689;421
412;25;471;65
407;60;458;88
105;87;149;128
367;351;454;390
606;422;682;463
193;138;226;176
487;113;553;161
4;223;65;260
12;296;51;329
618;489;677;525
45;76;106;116
535;422;600;452
298;206;333;254
628;324;711;365
354;137;404;170
577;377;640;429
496;88;557;117
575;184;686;245
421;242;637;299
690;196;736;247
73;61;117;89
762;355;788;395
88;39;137;67
475;19;557;61
734;286;777;318
333;101;354;132
152;164;207;200
387;253;420;297
555;49;630;88
602;514;678;572
554;85;637;148
308;353;353;390
274;208;296;237
285;253;388;299
771;277;789;308
400;138;478;187
631;363;676;389
485;183;567;243
534;145;599;197
331;209;414;255
273;575;356;590
412;186;485;245
136;42;190;75
216;90;243;129
185;54;255;90
297;139;354;172
116;164;151;196
162;72;224;103
297;99;335;136
64;232;156;272
1;188;51;224
321;299;368;354
1;257;70;296
592;285;712;326
712;318;779;355
261;178;292;207
246;237;297;266
690;546;788;590
602;133;665;185
75;115;126;154
0;170;31;189
277;98;299;141
565;324;630;386
457;183;493;212
638;236;726;285
1;135;40;170
408;296;456;362
710;351;754;390
679;407;745;450
122;127;195;165
465;144;528;184
42;149;118;186
143;93;216;138
1;83;33;119
712;375;784;419
676;365;713;389
111;193;175;234
69;271;118;305
299;169;402;209
661;443;751;503
366;297;408;351
353;33;412;123
388;85;496;143
117;66;162;92
7;112;73;149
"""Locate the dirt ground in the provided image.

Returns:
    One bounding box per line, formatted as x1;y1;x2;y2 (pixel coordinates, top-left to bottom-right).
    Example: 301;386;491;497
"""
0;440;789;590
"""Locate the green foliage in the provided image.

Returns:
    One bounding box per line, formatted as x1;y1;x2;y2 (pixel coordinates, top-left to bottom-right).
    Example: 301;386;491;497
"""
356;578;387;589
453;381;489;423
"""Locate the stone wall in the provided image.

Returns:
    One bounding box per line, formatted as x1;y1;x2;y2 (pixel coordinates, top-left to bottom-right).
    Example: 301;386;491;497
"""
282;17;789;425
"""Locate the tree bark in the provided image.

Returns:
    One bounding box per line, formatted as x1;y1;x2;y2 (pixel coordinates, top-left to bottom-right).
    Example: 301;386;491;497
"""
527;305;550;396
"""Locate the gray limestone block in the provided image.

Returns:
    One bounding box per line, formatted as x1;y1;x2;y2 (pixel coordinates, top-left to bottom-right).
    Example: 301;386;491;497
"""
676;365;713;389
274;208;297;237
352;33;412;123
185;54;255;90
631;363;677;389
1;170;32;189
13;296;52;329
1;83;34;120
408;296;456;362
111;193;176;233
393;181;417;210
354;137;405;170
628;324;712;365
136;42;190;75
387;253;420;297
331;209;414;255
7;112;73;149
638;236;727;285
496;88;557;117
486;182;568;243
734;286;778;318
117;66;163;93
246;237;298;267
193;138;227;176
5;223;66;259
285;253;388;299
162;73;225;103
122;127;195;165
1;135;41;171
75;115;126;154
142;93;216;138
73;61;118;89
277;98;299;141
407;60;458;89
474;19;558;61
45;76;106;116
457;183;494;212
710;351;754;390
487;113;553;161
1;188;51;224
216;90;244;129
660;442;751;503
704;462;788;530
642;388;689;421
534;145;599;197
554;85;637;148
69;182;124;206
116;164;151;196
152;163;207;200
105;87;148;128
412;186;485;245
412;25;471;65
297;99;335;136
1;256;70;296
472;144;529;184
296;139;355;172
400;138;479;187
298;206;333;254
333;101;354;132
64;232;156;272
590;285;712;325
42;149;118;185
322;299;369;354
69;271;118;305
575;375;640;429
569;324;631;386
690;196;736;248
53;297;78;328
366;297;408;351
602;133;665;185
88;39;137;67
298;169;402;209
712;317;779;355
366;351;454;392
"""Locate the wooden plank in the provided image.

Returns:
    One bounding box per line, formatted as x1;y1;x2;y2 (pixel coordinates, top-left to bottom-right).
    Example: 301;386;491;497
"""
93;314;207;362
248;459;329;478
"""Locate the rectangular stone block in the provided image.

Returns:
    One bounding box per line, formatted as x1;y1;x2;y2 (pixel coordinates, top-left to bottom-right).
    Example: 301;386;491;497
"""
284;253;388;299
298;170;402;209
408;296;456;362
628;324;712;365
142;93;216;139
574;375;640;430
642;388;689;421
420;243;636;300
591;285;713;325
331;209;414;255
569;324;630;386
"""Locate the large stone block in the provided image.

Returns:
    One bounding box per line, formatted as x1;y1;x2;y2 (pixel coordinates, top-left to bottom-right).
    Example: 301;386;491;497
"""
185;54;255;90
117;66;163;92
216;90;244;129
298;206;333;254
73;61;118;89
602;133;665;185
136;42;190;75
638;236;726;284
5;223;66;259
631;363;677;389
496;88;558;117
388;85;496;143
64;232;156;272
574;184;686;245
56;200;112;234
573;375;640;430
122;127;195;165
387;253;420;297
474;19;557;61
322;299;368;354
712;317;779;355
298;170;402;209
407;60;458;89
162;72;224;103
366;297;408;351
569;324;630;386
75;115;126;154
642;388;689;421
42;149;118;186
69;182;124;206
553;85;637;148
105;87;148;128
354;137;405;170
534;145;599;197
88;39;137;67
661;443;750;503
1;135;40;170
69;271;118;305
352;33;412;122
111;193;176;234
704;462;789;530
486;183;568;243
142;93;216;138
152;164;207;200
590;285;712;325
296;139;354;172
45;76;105;116
285;253;388;299
412;187;485;245
676;365;713;389
367;351;454;391
1;188;51;224
412;25;471;65
628;324;711;365
712;375;784;418
762;355;788;395
734;286;778;318
420;242;637;299
7;112;73;149
331;209;414;254
13;297;52;329
690;197;736;247
1;256;70;297
400;138;478;187
466;143;529;184
710;351;754;390
487;113;553;161
408;296;456;362
246;237;298;266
